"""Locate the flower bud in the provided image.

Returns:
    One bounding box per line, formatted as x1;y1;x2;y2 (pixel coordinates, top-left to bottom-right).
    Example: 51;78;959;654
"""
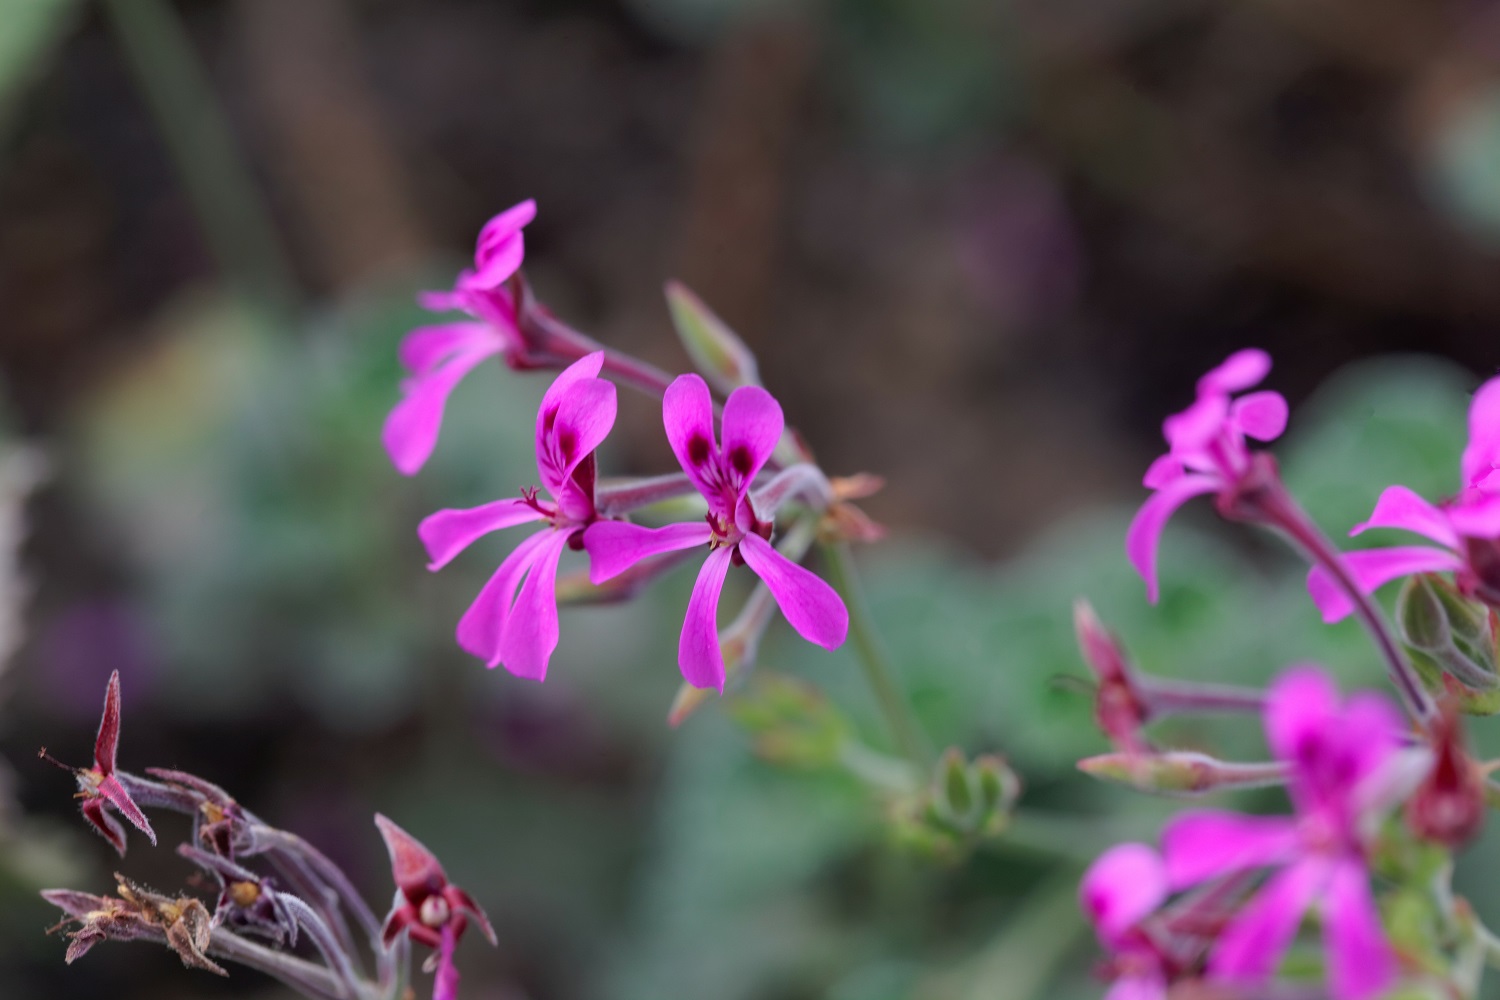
1405;694;1486;848
725;673;849;769
1396;575;1500;715
665;281;761;394
894;749;1020;860
1074;601;1151;751
1078;751;1287;796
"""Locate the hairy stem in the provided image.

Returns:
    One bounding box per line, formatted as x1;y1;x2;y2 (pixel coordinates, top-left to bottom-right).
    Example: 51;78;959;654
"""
820;541;932;768
594;472;700;517
207;929;382;1000
250;826;391;988
1225;455;1434;725
1141;676;1267;716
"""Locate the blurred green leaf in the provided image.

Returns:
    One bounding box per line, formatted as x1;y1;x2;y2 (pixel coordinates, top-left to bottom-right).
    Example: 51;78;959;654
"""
0;0;80;134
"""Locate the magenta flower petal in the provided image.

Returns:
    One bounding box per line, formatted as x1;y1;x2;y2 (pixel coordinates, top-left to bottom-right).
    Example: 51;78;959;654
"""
583;520;712;584
1265;664;1340;763
419;499;546;571
539;378;617;494
1163;394;1230;456
737;533;848;649
465;199;537;291
497;529;572;680
719;386;784;495
1125;473;1220;602
1338;692;1404;780
384;344;501;476
1162;811;1299;888
417;288;468;313
1080;843;1168;940
1209;858;1324;986
663;374;720;499
1447;493;1500;539
1350;485;1458;547
1104;976;1167;1000
1306;546;1464;623
433;923;461;1000
1231;390;1288;442
536;352;606;445
399;323;496;373
456;529;555;666
1198;348;1271;394
1462;375;1500;489
679;546;735;691
1142;454;1183;489
1323;858;1395;1000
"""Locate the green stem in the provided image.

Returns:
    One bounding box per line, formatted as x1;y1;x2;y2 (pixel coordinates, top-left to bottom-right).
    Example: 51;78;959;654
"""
838;739;921;794
997;808;1113;861
821;541;932;768
102;0;299;316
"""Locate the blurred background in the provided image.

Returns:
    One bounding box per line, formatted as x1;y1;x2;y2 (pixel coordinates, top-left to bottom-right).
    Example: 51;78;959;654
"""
1;0;1499;998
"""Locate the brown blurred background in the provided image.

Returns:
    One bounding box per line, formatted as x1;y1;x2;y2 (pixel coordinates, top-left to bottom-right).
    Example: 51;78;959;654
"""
4;0;1498;553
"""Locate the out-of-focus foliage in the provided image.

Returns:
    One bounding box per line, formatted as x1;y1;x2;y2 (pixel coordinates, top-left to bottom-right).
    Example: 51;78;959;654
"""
70;287;541;726
0;0;80;136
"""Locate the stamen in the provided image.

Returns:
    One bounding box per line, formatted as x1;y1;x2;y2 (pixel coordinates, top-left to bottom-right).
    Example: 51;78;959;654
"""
38;748;80;775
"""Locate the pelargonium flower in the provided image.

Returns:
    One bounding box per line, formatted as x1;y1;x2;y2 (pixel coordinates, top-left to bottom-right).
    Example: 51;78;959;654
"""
1162;666;1412;1000
1127;349;1288;602
1080;843;1174;1000
376;815;496;1000
42;670;156;856
583;374;849;690
383;200;536;476
419;351;615;679
1308;375;1500;621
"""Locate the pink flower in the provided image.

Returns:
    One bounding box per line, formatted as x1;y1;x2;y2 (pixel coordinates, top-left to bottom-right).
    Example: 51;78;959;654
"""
1162;666;1406;1000
420;351;616;680
582;375;849;691
1308;376;1500;621
43;670;156;857
375;814;496;1000
383;201;536;476
1127;349;1289;602
1080;843;1173;1000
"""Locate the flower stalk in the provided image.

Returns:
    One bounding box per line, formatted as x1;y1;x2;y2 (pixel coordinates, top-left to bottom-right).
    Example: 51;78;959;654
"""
821;540;931;768
1219;453;1436;725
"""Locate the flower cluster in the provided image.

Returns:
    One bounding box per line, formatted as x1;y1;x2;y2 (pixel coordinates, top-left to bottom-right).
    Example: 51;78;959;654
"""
39;672;493;1000
384;201;851;691
1077;350;1500;1000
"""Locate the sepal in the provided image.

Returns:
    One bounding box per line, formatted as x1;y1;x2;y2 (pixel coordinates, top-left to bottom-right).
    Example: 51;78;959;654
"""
665;281;761;395
1397;575;1500;715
